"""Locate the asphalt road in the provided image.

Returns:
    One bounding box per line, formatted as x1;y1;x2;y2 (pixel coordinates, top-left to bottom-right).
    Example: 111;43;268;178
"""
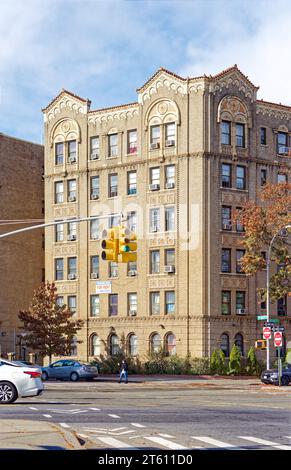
1;377;291;450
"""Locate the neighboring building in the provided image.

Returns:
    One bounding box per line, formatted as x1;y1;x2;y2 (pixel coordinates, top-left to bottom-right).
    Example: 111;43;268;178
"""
42;65;291;362
0;133;44;358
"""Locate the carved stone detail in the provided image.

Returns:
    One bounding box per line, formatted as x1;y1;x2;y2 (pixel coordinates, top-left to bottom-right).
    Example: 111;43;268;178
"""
138;73;187;103
148;277;175;289
56;283;77;294
149;236;175;247
88;107;139;125
46;97;88;122
54;245;77;256
53;206;78;218
148;193;175;205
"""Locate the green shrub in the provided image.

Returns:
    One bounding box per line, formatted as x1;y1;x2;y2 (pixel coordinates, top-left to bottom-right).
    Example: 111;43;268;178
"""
245;346;260;375
228;345;242;375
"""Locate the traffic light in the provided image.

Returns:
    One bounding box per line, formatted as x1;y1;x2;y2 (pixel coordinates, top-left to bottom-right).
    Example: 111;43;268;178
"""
101;227;119;262
118;226;137;263
255;339;267;350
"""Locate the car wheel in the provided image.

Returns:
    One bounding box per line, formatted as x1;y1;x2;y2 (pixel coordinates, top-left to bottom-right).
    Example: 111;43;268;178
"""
42;371;49;381
281;375;290;386
0;381;18;404
70;372;79;382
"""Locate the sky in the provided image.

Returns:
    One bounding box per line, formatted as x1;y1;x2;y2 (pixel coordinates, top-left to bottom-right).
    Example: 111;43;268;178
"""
1;0;291;143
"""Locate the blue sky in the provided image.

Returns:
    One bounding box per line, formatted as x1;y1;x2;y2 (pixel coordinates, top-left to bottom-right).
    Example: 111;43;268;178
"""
1;0;291;143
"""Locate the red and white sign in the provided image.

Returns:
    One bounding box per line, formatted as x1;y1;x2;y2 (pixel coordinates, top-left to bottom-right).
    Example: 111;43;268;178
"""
274;331;283;347
263;327;272;340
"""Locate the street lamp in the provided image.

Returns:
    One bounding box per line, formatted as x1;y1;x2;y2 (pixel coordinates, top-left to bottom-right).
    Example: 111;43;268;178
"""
266;224;291;370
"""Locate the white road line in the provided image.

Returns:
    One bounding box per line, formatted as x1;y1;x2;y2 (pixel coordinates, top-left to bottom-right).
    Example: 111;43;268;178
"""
43;414;52;418
108;414;120;418
131;423;146;428
238;436;291;451
59;423;70;429
159;433;175;438
191;436;243;450
90;408;100;411
112;427;127;431
96;436;138;449
145;436;188;450
29;407;38;410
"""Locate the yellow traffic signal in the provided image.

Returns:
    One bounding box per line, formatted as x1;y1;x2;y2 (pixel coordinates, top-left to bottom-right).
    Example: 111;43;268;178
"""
118;226;137;263
101;227;119;262
255;339;267;350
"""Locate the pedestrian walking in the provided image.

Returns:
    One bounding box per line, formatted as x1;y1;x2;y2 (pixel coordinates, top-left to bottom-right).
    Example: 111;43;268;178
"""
118;359;128;383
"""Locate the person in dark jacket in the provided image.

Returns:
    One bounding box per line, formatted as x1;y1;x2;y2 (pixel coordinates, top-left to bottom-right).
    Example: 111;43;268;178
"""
119;359;128;383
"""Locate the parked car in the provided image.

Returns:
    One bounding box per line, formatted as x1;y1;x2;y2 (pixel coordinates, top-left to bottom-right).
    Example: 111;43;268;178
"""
41;359;99;382
13;361;42;372
261;365;291;386
0;358;43;404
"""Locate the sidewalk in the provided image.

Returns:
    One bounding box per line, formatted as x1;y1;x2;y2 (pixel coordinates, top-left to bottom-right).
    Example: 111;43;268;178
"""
0;420;82;450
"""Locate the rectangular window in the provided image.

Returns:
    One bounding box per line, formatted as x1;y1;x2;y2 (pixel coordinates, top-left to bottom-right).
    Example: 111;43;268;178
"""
236;249;245;273
150;250;160;274
221;248;231;273
68;296;77;315
55;258;64;280
221;291;231;315
128;130;137;154
127;261;137;276
278;296;287;316
236;123;245;148
67;220;77;240
90;176;100;199
56;296;64;307
109;294;118;316
55;181;64;204
55;223;64;242
127;211;137;232
150;167;160;186
90;255;99;278
165;206;175;232
109;133;118;157
90;137;99;159
90;218;99;239
68;140;77;162
165;291;175;314
150;126;160;147
90;295;100;317
221;121;231;145
128;293;137;315
278;173;287;184
165;165;175;187
127;171;137;195
236;166;246;190
150;208;160;232
277;132;288;155
55;142;64;165
236;291;246;313
150;292;160;315
109;213;120;228
165;122;175;146
165;249;175;267
68;179;77;201
221;163;231;188
236;207;245;232
260;127;267;145
68;257;77;278
109;173;118;198
222;206;232;231
109;261;118;278
260;168;267;186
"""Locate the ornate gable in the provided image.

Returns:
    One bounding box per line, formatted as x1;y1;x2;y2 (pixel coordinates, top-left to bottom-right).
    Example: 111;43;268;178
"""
42;89;91;122
210;65;259;102
137;67;188;104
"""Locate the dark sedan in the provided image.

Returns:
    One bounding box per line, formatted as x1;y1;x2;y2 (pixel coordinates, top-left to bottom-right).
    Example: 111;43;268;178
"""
41;359;99;382
261;365;291;386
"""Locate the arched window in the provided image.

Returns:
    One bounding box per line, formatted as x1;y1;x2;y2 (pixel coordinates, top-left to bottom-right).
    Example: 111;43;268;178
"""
110;334;120;356
128;334;138;356
234;333;244;356
150;333;161;354
91;335;101;357
70;336;77;356
220;333;230;357
165;333;176;356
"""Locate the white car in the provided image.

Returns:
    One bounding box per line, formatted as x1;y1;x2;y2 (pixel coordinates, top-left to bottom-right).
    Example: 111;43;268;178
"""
0;358;44;404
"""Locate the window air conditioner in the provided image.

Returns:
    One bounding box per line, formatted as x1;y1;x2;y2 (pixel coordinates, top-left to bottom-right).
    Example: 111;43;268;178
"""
236;309;246;315
223;223;231;230
166;182;175;189
68;274;76;280
91;193;99;200
151;226;158;233
128;270;137;277
91;234;99;240
150;142;160;150
129;310;137;316
90;153;99;160
90;272;99;279
149;184;160;191
69;156;76;163
68;196;76;202
67;234;76;241
166;140;175;147
164;265;175;274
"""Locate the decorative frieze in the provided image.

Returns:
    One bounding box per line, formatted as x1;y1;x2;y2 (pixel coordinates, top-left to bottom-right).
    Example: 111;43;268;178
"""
221;277;247;289
148;193;175;205
148;277;175;289
55;283;77;294
88;106;139;125
54;245;77;256
53;206;78;218
149;236;175;247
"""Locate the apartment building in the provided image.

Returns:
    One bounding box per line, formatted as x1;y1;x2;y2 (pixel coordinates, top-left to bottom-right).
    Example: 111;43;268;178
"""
42;65;291;362
0;133;44;358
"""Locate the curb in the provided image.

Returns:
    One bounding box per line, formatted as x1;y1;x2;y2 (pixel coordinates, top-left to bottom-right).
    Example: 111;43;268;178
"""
48;422;84;450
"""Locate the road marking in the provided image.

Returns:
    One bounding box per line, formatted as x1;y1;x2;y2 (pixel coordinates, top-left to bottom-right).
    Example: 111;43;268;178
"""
43;414;52;418
59;423;70;429
108;414;120;418
159;433;175;438
112;427;127;431
238;436;291;450
90;408;100;411
96;436;138;449
191;436;243;450
29;407;38;410
144;436;188;450
131;423;146;428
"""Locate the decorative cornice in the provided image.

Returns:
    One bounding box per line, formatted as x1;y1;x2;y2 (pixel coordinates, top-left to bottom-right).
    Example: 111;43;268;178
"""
88;104;139;125
256;100;291;119
43;90;91;122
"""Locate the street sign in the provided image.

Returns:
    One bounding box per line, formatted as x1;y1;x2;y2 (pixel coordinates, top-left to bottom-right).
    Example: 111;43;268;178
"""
96;281;112;294
257;315;268;320
264;322;276;329
270;319;279;323
263;327;272;340
274;326;285;332
274;331;283;348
